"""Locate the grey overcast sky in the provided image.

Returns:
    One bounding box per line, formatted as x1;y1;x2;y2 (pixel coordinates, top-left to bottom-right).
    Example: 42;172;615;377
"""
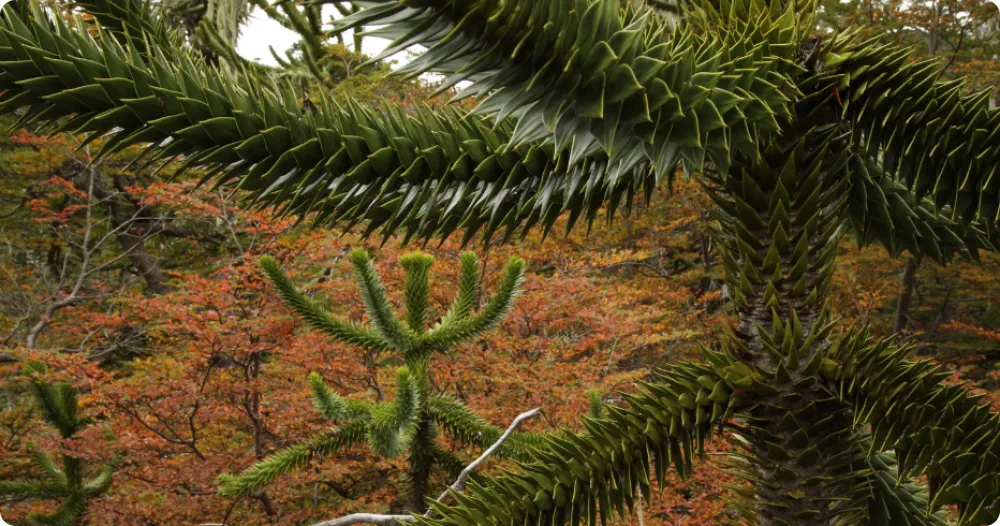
236;6;393;66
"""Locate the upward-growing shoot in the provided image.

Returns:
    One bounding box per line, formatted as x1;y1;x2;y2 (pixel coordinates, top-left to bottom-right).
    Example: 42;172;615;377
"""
218;248;540;511
0;382;116;526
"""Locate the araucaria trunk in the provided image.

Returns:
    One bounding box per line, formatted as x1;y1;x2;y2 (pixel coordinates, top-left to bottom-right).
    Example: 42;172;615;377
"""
710;130;866;525
406;353;436;512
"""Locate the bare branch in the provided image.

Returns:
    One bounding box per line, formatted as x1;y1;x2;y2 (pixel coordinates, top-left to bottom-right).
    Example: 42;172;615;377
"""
432;408;542;506
307;408;543;526
311;513;413;526
26;168;96;349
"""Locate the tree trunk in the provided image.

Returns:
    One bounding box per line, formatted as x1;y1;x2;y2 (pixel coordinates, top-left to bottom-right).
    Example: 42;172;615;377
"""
117;230;171;295
406;353;435;512
713;134;866;526
57;163;172;295
408;416;437;512
932;276;957;332
892;257;918;334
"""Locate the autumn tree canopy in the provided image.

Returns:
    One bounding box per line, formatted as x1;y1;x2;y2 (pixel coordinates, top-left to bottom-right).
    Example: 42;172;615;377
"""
2;0;1000;525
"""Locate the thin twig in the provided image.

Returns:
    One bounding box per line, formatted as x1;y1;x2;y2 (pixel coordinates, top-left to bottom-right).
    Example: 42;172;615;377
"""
27;169;96;348
636;484;646;526
431;408;541;508
311;513;413;526
308;408;542;526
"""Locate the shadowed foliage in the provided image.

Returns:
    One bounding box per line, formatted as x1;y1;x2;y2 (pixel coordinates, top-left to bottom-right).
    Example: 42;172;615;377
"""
0;382;115;526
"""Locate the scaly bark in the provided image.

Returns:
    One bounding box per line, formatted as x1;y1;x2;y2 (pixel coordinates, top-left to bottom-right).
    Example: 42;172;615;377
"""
710;130;864;525
406;353;436;512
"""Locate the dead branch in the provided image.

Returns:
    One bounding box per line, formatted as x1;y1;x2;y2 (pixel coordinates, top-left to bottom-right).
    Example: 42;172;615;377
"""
307;408;542;526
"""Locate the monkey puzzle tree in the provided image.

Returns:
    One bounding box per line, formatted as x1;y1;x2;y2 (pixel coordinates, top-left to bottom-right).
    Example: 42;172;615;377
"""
0;383;115;525
1;0;1000;524
217;248;536;511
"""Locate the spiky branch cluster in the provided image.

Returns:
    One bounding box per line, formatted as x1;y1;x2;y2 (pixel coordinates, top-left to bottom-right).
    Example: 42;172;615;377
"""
406;355;744;525
0;383;115;526
0;0;803;246
830;328;1000;524
218;248;539;510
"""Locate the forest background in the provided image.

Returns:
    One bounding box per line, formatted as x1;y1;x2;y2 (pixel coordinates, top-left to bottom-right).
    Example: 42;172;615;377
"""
2;0;1000;524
